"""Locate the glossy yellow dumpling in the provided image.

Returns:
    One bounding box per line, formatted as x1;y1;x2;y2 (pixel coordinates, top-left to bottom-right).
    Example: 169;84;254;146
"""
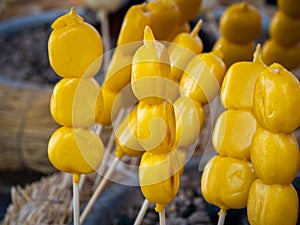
173;96;205;149
212;109;257;160
139;151;180;212
219;2;261;44
50;78;102;128
115;107;144;158
168;19;203;82
147;0;180;41
103;46;134;92
253;63;300;133
132;26;177;104
48;8;103;78
201;155;256;210
269;11;300;46
137;100;176;154
96;84;122;126
179;50;226;104
250;127;300;185
117;3;152;47
170;0;202;22
262;39;300;70
48;126;104;175
247;179;298;225
213;37;254;68
220;46;266;110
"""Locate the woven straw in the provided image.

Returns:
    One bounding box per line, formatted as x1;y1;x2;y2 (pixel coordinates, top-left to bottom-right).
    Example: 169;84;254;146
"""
0;77;59;173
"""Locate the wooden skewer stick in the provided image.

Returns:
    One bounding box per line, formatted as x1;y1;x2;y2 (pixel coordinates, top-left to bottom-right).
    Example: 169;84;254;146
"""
217;210;226;225
73;174;80;225
190;18;203;37
93;108;126;189
80;157;119;224
159;209;166;225
133;199;150;225
97;10;111;73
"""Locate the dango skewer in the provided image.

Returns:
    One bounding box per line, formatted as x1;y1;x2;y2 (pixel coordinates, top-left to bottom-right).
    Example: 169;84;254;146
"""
47;8;104;225
80;106;144;224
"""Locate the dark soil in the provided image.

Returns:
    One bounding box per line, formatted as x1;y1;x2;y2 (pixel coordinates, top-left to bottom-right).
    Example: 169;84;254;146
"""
0;24;60;85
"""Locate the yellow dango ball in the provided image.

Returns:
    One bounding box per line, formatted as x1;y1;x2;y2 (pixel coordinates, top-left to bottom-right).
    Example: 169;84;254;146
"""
213;37;254;67
48;8;103;78
132;26;177;104
247;179;299;225
50;78;102;128
262;39;300;70
219;2;261;44
253;63;300;133
103;46;133;92
137;100;176;154
96;84;122;126
147;0;180;41
174;96;205;149
165;22;191;42
250;127;300;185
48;126;104;176
212;109;257;161
221;45;266;110
179;49;226;104
201;155;256;210
115;107;144;158
168;19;204;82
139;151;180;212
278;0;300;18
170;0;202;22
270;11;300;46
117;3;152;47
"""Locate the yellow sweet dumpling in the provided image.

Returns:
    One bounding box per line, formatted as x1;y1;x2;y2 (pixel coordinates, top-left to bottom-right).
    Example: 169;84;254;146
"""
103;46;134;92
173;96;205;149
278;0;300;18
146;0;180;41
165;22;191;42
48;8;103;78
168;19;204;83
269;11;300;46
50;78;102;128
139;151;180;212
131;26;177;104
253;63;300;133
137;100;176;154
250;127;300;185
213;37;255;68
117;3;152;48
48;126;104;177
247;179;299;225
212;109;257;161
262;39;300;70
170;0;202;22
219;2;261;44
179;49;226;104
201;155;256;210
114;107;144;158
220;45;266;110
96;84;122;126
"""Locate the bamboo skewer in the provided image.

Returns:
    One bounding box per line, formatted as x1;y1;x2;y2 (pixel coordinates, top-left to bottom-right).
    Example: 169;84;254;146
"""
217;211;226;225
133;199;150;225
80;156;119;224
93;108;126;189
73;176;80;225
159;209;166;225
97;10;111;74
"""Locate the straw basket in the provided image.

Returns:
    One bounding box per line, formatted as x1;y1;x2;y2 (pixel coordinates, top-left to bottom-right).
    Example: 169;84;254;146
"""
0;76;59;173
